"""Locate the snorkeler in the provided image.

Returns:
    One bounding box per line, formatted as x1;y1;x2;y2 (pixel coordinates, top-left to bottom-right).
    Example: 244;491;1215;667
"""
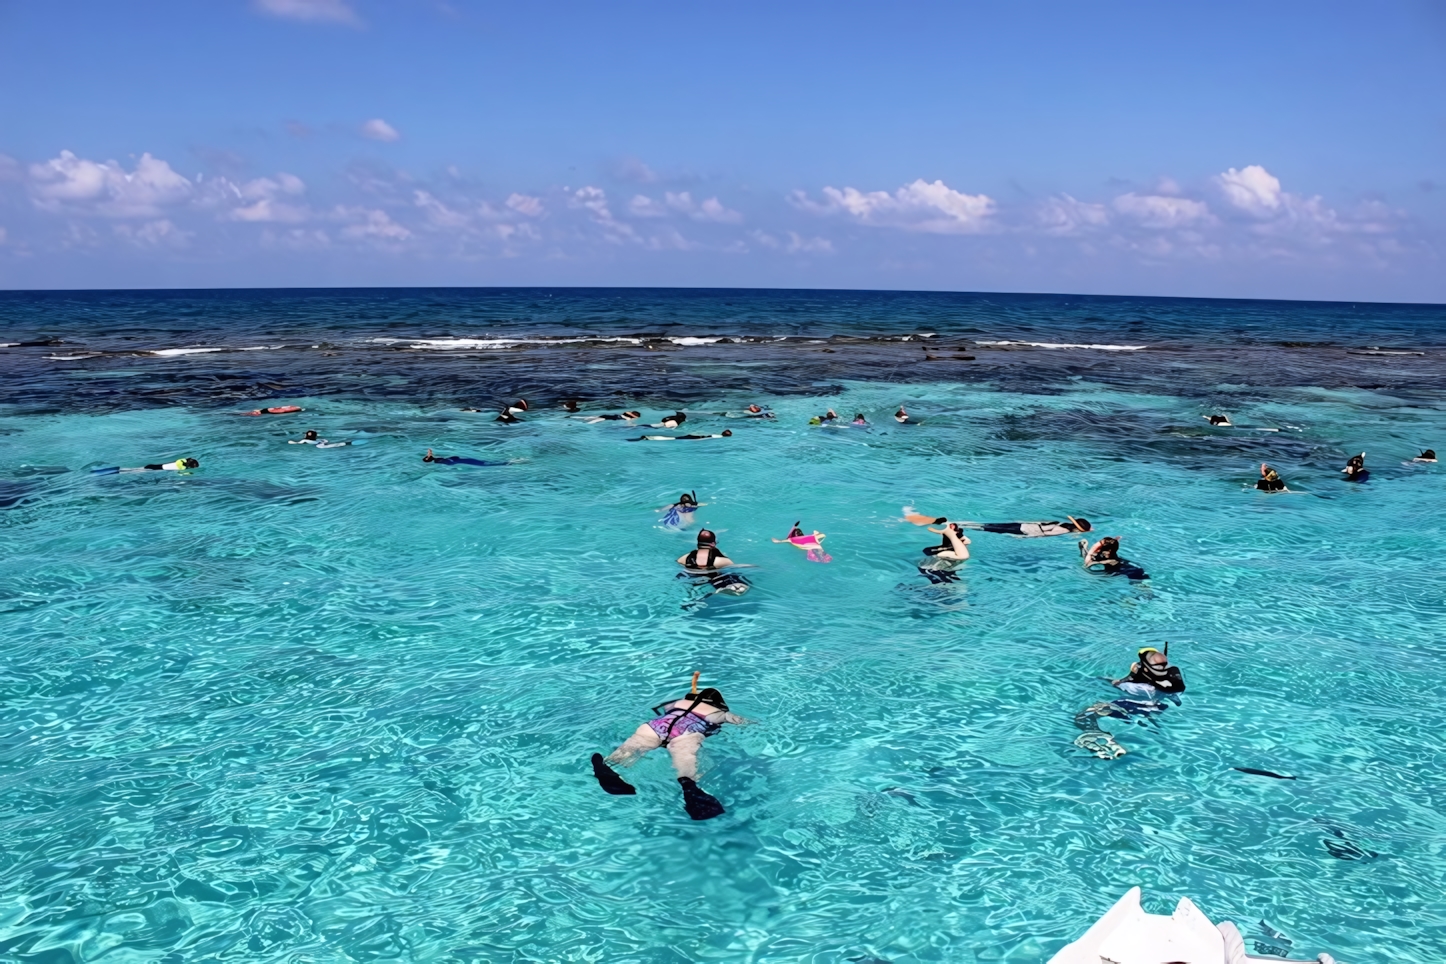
289;430;354;448
1113;644;1186;695
679;570;752;605
1079;536;1148;579
241;405;303;416
772;522;831;562
743;404;774;419
93;457;200;475
660;491;705;529
1073;645;1183;759
958;517;1091;537
1204;414;1232;426
894;406;921;424
851;413;868;426
1413;449;1437;463
923;523;971;561
678;529;737;571
1342;452;1368;482
590;673;753;820
423;448;505;467
1256;463;1287;491
629;430;732;441
562;399;580;413
577;410;642;423
808;409;839;426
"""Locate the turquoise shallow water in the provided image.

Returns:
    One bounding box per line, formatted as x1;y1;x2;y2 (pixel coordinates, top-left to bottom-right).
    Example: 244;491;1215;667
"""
4;367;1446;962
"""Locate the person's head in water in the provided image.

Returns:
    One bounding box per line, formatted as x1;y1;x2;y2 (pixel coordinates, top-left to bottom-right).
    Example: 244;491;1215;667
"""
1137;647;1171;679
563;399;579;412
747;404;762;413
1072;518;1092;532
1096;537;1120;558
303;429;318;441
1347;454;1365;469
623;410;641;419
1421;449;1437;461
679;492;698;507
1263;468;1280;482
789;523;804;538
720;429;733;437
853;413;866;421
513;399;529;411
696;529;717;546
181;458;200;469
692;687;728;711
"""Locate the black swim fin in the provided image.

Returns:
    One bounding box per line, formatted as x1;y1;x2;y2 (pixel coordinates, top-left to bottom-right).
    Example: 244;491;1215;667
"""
591;753;636;795
678;776;725;820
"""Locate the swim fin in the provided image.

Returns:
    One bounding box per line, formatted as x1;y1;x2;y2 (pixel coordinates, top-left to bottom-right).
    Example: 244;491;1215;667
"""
591;753;636;795
678;776;725;820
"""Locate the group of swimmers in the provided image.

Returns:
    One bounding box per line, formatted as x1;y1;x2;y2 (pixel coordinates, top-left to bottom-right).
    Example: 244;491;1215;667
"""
87;397;1431;821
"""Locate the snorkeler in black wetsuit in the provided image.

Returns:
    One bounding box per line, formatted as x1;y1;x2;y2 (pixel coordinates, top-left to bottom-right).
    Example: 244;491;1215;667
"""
1413;449;1437;464
93;457;200;475
1255;463;1286;491
1342;452;1368;482
1080;536;1148;580
577;410;642;423
1204;414;1232;426
678;529;737;571
630;431;732;442
423;448;505;467
960;517;1091;537
1114;646;1186;694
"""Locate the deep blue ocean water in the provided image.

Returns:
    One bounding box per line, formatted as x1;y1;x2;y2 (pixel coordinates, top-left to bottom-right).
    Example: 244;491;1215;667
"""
2;288;1445;963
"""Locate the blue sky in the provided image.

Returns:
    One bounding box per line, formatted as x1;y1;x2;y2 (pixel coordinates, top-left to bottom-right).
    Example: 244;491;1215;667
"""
1;0;1443;300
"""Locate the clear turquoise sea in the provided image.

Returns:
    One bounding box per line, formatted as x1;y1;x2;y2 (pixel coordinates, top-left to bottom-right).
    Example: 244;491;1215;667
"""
2;289;1445;963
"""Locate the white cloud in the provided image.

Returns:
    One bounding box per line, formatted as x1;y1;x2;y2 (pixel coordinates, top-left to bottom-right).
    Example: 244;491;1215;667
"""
226;173;309;223
254;0;360;26
636;191;745;224
612;157;659;184
413;190;470;229
262;227;332;250
1216;165;1283;216
749;230;833;254
794;178;995;234
114;219;190;248
1212;165;1352;240
629;194;667;218
360;119;401;143
570;186;635;240
506;193;544;217
1111;193;1211;229
336;207;412;243
1036;194;1110;236
29;151;193;218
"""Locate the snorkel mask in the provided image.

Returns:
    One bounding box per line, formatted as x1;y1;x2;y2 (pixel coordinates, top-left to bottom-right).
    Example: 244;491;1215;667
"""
1137;645;1169;678
692;687;728;711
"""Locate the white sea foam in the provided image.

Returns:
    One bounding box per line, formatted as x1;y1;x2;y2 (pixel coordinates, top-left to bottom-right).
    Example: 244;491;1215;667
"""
138;345;284;357
398;336;644;350
0;343;17;348
46;353;102;360
667;336;726;346
976;340;1148;351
